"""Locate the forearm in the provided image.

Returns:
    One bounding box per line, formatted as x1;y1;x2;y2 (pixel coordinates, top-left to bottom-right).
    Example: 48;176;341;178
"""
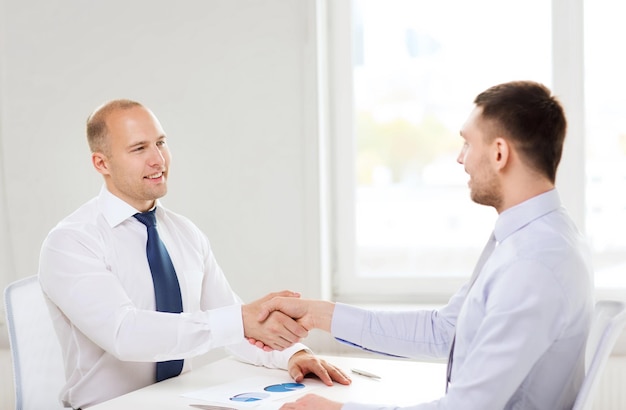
40;246;244;361
330;303;452;359
226;339;309;369
308;300;336;332
112;305;244;361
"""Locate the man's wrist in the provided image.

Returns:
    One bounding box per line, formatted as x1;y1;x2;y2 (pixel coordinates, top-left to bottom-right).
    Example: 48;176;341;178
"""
311;300;335;332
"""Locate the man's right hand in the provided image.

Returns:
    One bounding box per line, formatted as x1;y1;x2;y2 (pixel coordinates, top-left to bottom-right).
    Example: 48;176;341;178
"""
242;291;309;351
258;297;335;332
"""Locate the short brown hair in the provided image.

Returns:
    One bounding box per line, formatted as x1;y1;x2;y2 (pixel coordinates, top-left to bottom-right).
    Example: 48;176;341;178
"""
474;81;567;183
86;99;143;154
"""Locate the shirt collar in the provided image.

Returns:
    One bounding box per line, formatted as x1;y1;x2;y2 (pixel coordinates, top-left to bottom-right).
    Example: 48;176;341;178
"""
96;185;162;228
493;188;562;243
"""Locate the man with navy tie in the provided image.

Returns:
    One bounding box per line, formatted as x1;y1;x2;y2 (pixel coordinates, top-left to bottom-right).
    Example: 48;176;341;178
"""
39;100;351;409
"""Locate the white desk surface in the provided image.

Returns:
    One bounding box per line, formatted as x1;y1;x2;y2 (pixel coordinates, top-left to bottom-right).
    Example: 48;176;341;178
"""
89;355;446;409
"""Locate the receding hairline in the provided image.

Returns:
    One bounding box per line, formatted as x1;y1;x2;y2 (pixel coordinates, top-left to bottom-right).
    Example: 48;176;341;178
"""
86;99;145;154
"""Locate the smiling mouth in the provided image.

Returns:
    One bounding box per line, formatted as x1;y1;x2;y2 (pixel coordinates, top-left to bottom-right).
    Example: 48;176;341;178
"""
145;172;164;180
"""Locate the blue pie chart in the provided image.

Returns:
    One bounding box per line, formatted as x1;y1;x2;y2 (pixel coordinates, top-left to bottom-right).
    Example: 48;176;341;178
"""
230;392;270;402
264;382;306;393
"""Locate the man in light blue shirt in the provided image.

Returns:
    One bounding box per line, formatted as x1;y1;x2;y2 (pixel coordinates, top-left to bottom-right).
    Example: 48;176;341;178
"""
258;81;594;409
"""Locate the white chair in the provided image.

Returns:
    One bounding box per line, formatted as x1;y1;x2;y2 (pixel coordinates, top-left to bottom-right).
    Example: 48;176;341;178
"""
572;300;626;410
4;275;66;410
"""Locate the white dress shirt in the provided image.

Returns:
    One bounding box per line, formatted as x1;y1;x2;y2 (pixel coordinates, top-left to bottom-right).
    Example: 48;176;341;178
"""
39;186;306;409
334;189;593;409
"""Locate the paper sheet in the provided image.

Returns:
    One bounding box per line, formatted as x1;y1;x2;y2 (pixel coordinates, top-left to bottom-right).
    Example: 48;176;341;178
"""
182;375;324;408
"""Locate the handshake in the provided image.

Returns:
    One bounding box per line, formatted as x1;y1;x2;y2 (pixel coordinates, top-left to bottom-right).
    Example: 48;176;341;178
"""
241;291;334;351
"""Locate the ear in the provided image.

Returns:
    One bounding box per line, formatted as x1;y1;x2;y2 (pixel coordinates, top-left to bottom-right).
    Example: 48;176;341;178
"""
92;152;111;176
493;137;510;171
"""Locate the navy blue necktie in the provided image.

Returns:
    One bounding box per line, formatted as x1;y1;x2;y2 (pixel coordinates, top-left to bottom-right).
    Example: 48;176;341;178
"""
134;209;184;382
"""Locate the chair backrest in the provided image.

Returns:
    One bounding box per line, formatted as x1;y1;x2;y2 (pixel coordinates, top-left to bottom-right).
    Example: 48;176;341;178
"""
4;275;66;410
572;300;626;410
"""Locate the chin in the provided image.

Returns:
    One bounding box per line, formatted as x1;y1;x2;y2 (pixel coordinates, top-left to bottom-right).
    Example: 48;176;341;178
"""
150;187;168;200
470;191;487;206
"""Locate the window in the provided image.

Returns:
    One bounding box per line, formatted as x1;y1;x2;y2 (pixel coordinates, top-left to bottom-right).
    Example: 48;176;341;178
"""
330;0;625;303
585;0;626;291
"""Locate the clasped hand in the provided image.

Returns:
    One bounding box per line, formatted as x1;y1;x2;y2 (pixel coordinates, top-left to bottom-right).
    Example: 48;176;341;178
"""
248;296;334;351
242;291;309;351
245;295;350;408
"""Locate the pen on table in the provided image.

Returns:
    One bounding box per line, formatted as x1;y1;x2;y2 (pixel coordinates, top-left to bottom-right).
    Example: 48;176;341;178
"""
351;367;382;380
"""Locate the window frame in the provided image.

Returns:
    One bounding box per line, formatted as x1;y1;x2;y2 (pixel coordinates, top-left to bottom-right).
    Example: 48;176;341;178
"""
327;0;586;304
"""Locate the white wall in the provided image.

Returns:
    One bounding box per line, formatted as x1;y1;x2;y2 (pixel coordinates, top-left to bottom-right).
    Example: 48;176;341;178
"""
0;0;328;311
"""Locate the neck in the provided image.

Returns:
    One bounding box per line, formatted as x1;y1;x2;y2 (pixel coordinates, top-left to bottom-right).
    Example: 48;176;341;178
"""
497;175;554;214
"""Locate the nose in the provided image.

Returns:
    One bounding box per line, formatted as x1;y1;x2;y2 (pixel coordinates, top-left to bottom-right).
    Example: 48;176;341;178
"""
148;145;165;167
456;149;464;165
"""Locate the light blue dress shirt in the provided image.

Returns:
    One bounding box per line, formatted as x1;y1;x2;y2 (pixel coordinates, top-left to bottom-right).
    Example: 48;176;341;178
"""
334;189;593;409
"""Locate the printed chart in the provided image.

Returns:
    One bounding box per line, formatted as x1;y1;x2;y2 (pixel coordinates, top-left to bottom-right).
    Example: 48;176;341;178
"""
183;376;321;408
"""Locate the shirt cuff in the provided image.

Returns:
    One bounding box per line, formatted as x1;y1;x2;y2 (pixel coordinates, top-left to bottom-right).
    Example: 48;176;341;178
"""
331;302;369;342
277;343;311;369
208;303;245;347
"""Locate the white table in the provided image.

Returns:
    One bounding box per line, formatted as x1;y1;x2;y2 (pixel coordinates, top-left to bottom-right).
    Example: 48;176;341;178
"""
89;355;446;409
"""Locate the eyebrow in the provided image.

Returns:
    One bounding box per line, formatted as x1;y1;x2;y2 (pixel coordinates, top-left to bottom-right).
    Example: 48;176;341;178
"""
127;135;166;150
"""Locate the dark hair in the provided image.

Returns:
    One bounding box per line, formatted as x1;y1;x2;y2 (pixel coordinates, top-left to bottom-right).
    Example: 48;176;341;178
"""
86;99;143;154
474;81;567;183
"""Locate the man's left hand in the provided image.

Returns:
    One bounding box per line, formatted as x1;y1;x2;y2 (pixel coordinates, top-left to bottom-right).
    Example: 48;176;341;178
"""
287;350;352;386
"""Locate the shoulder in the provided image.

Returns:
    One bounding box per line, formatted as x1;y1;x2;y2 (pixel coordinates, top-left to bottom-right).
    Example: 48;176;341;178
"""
504;208;590;275
485;213;592;312
44;198;103;242
39;198;110;271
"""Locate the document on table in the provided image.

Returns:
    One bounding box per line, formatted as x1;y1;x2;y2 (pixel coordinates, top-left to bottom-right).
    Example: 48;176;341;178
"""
182;375;325;408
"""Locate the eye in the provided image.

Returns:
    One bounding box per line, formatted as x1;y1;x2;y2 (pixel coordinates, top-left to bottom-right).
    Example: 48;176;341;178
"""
132;146;145;152
157;140;166;147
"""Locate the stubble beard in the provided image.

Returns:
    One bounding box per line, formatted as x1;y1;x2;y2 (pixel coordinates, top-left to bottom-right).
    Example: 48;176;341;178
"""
469;170;502;210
